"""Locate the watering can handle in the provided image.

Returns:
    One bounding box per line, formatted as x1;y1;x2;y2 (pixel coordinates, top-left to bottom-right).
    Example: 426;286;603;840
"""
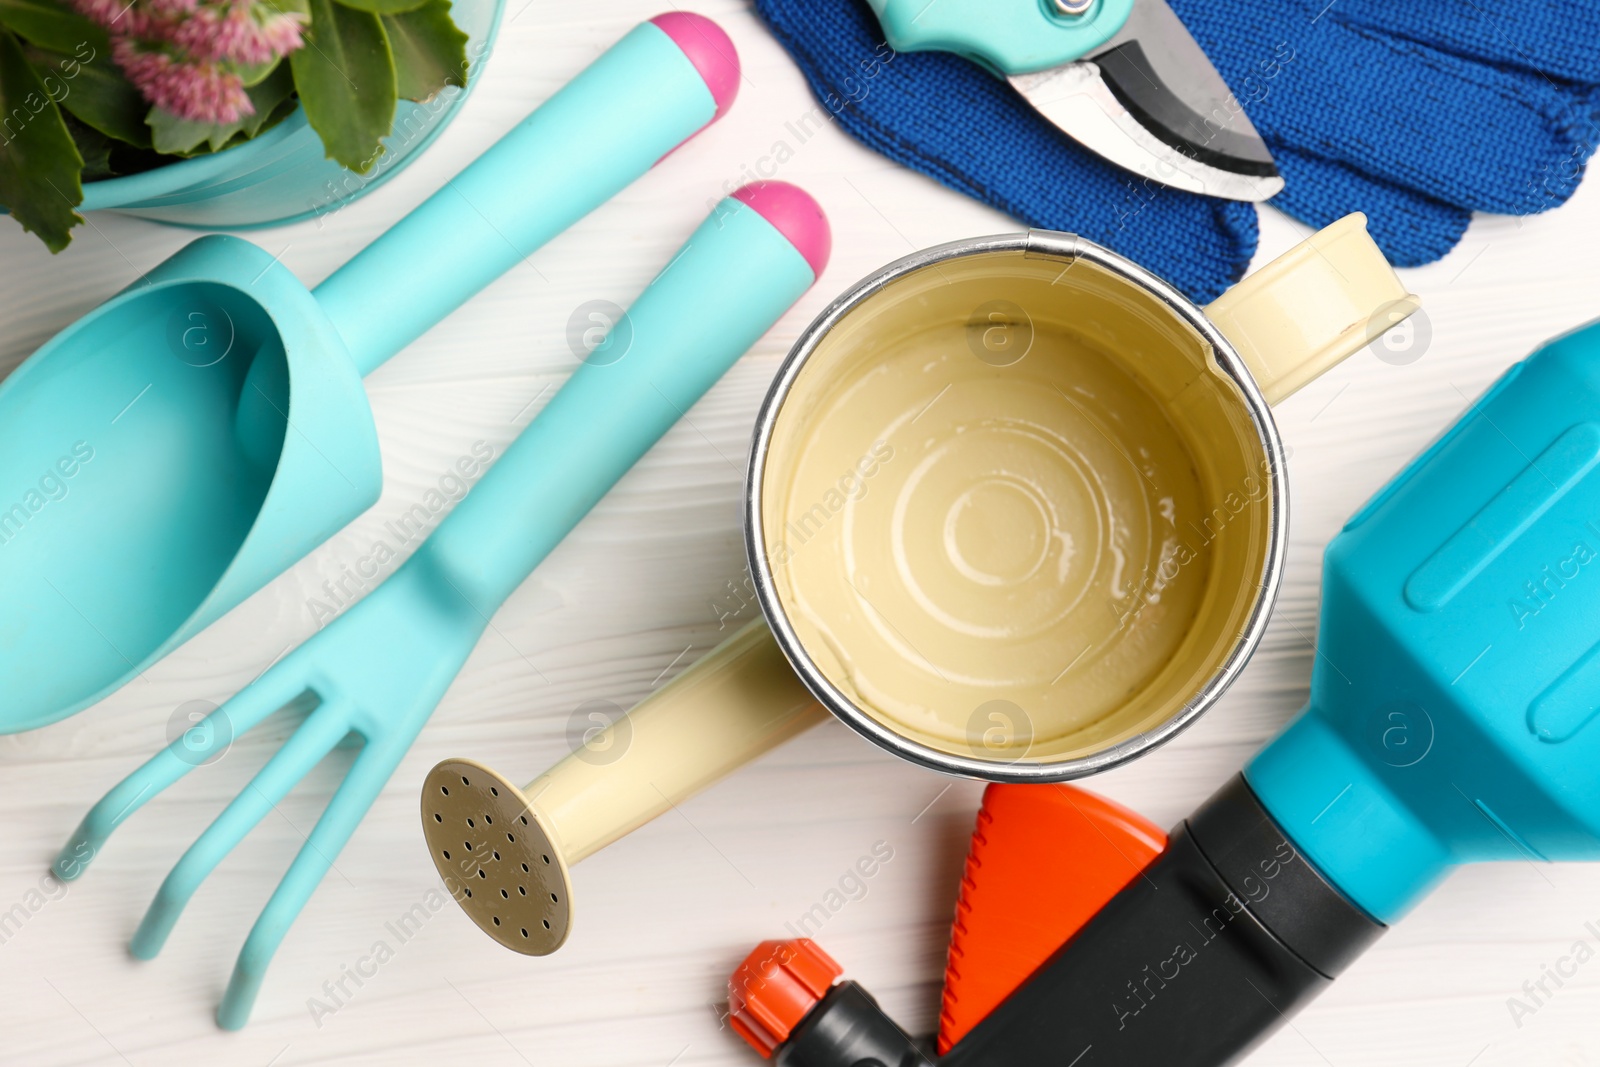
1205;213;1420;406
312;14;740;377
527;620;828;864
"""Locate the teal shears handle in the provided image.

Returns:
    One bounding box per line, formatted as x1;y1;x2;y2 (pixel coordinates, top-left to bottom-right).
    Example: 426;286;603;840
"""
867;0;1134;75
314;13;741;376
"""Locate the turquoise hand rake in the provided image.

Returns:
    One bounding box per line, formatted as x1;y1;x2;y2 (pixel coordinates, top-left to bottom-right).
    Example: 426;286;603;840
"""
0;12;740;733
52;181;830;1029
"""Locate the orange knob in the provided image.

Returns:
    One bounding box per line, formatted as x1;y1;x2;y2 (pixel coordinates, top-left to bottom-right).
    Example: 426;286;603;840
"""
728;938;843;1057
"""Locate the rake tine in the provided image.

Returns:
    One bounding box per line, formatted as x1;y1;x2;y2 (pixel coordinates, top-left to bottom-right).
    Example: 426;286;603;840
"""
54;665;312;882
129;701;354;960
215;736;412;1030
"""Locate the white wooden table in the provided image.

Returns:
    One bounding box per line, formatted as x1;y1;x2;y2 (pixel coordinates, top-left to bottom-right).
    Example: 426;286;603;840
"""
3;3;1600;1064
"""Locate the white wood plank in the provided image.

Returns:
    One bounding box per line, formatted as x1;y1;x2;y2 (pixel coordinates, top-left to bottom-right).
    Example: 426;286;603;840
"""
3;2;1600;1064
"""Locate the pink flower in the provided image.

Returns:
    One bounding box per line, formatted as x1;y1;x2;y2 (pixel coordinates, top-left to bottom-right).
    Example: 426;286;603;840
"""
73;0;149;32
170;1;303;65
112;37;253;124
143;0;200;15
257;11;303;56
73;0;306;127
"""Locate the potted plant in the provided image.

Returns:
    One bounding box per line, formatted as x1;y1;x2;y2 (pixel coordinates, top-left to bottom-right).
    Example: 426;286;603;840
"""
0;0;499;251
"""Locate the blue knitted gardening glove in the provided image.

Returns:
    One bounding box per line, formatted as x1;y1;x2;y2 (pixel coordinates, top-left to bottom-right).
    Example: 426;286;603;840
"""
1176;0;1600;258
753;0;1257;301
752;0;1600;302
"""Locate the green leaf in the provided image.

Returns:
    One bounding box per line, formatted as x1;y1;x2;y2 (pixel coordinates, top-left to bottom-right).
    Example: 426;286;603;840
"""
147;109;209;156
235;56;284;89
0;27;83;251
338;0;428;14
211;93;297;152
244;61;297;126
383;0;466;101
103;138;168;177
290;0;395;172
25;41;149;147
63;111;111;178
147;60;295;155
0;0;107;55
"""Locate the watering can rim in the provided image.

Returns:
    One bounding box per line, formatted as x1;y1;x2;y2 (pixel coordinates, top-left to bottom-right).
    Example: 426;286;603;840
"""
741;229;1291;782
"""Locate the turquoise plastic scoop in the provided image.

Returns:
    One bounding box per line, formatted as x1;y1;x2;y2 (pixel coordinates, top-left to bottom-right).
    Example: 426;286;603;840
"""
54;180;830;1029
0;12;741;733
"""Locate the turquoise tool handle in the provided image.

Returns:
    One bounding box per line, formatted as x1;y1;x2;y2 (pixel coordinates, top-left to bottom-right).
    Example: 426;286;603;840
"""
868;0;1134;75
313;17;729;377
407;188;823;613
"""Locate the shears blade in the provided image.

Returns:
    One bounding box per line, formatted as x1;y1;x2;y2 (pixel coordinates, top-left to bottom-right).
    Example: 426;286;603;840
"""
1010;0;1283;201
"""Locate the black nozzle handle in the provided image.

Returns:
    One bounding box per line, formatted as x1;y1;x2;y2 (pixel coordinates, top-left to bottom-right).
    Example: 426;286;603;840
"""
939;775;1385;1067
777;981;935;1067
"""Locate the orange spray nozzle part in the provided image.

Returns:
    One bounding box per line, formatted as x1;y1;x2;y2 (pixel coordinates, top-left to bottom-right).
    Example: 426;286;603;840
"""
728;938;843;1057
939;783;1167;1052
723;784;1168;1063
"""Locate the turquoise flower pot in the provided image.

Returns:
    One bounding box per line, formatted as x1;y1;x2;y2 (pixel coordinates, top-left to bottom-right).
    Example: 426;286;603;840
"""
69;0;503;229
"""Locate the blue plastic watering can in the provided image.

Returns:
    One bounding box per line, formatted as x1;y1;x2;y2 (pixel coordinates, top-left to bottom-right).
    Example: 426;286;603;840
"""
0;12;741;733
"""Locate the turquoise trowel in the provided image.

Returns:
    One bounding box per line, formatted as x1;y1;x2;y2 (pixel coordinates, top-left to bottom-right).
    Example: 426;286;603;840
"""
0;12;741;731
